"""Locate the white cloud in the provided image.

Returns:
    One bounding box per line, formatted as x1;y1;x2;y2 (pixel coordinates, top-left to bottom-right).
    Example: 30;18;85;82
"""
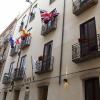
0;0;30;33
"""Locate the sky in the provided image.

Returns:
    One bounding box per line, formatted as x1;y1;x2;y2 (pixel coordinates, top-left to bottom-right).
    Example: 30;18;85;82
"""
0;0;30;33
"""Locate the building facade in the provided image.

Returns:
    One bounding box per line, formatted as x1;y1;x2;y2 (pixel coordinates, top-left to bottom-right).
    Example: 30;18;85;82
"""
0;0;100;100
0;18;17;99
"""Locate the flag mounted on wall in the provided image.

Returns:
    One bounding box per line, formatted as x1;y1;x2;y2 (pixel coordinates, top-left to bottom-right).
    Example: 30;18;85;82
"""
40;8;59;24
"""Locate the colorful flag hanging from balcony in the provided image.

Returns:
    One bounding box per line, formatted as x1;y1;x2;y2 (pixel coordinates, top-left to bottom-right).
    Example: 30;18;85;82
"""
9;35;15;48
20;29;31;40
16;38;22;45
40;8;59;24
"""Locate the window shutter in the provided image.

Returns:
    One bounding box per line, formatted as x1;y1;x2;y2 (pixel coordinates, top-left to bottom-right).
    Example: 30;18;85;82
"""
24;91;30;100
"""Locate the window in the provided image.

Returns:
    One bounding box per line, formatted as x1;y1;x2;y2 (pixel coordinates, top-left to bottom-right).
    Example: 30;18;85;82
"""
3;92;7;100
38;86;48;100
24;90;30;100
84;77;100;100
29;4;37;22
43;41;53;60
80;17;97;56
14;90;20;100
49;0;55;4
9;62;14;75
42;41;53;71
20;55;26;69
19;15;26;31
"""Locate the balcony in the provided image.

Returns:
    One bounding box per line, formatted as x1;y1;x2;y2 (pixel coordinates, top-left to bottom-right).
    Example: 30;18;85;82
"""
41;17;57;36
13;67;25;81
10;45;19;57
21;35;31;50
35;56;54;74
73;0;98;16
2;73;12;84
0;54;6;64
72;34;100;63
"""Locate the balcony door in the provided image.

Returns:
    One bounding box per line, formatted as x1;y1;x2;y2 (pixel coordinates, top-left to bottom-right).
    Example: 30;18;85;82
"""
80;17;97;57
14;90;20;100
9;62;14;77
3;92;7;100
85;77;100;100
38;86;48;100
42;41;53;71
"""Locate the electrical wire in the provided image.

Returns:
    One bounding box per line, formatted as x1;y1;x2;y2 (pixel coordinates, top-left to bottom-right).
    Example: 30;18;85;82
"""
1;66;100;91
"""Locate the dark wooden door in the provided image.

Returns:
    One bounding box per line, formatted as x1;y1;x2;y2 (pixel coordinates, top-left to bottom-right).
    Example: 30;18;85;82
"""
85;77;100;100
80;18;97;56
42;41;53;71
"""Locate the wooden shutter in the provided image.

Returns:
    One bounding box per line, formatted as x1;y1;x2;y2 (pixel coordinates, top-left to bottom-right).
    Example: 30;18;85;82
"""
85;77;100;100
3;92;7;100
80;18;97;56
42;41;53;71
38;86;48;100
24;91;30;100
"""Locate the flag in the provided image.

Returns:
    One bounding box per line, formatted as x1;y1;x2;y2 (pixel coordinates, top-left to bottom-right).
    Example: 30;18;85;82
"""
40;9;50;24
16;38;21;45
9;35;15;48
40;8;59;24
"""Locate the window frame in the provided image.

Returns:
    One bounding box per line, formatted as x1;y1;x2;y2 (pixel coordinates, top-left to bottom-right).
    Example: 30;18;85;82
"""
19;15;26;32
29;4;37;23
19;55;27;69
38;85;48;100
84;77;100;100
9;62;15;74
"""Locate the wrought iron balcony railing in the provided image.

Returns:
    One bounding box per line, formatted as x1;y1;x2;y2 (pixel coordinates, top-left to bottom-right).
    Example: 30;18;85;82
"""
10;45;19;57
13;67;25;81
21;36;31;50
2;73;12;84
0;54;6;64
35;56;54;74
73;0;98;15
72;34;100;63
41;17;57;36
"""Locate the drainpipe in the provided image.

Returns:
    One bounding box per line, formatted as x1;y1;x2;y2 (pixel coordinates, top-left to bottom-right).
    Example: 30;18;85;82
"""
59;0;66;84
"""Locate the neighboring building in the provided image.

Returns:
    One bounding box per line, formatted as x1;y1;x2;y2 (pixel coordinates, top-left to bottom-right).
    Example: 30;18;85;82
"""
0;18;17;80
0;0;100;100
0;18;17;99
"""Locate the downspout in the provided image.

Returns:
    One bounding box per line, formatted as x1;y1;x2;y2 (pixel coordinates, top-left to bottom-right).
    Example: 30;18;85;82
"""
59;0;66;84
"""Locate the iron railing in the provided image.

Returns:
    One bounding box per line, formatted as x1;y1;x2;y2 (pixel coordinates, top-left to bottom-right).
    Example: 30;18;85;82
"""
21;36;31;49
41;17;57;36
2;73;12;84
10;45;19;57
72;34;100;63
35;56;54;74
73;0;98;15
13;67;25;81
0;54;6;64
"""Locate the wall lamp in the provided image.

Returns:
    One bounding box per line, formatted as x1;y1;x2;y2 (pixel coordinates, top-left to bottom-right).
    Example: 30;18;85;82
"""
63;79;69;87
